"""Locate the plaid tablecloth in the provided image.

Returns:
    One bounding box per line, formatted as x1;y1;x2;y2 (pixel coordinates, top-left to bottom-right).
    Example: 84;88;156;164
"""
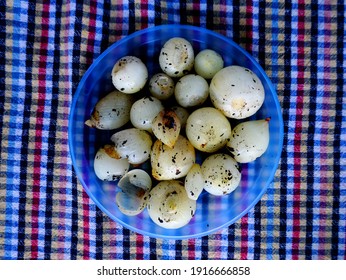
0;0;345;260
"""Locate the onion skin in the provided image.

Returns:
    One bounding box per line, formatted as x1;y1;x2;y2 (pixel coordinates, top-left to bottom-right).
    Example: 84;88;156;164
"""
151;135;195;180
159;37;194;78
171;106;189;127
130;96;164;132
186;107;232;153
194;49;224;79
116;169;152;216
85;90;134;130
112;56;148;94
111;128;153;165
148;73;175;100
227;118;270;163
174;74;209;108
151;109;181;148
147;180;196;229
201;153;241;196
210;65;265;119
184;163;204;200
93;145;129;181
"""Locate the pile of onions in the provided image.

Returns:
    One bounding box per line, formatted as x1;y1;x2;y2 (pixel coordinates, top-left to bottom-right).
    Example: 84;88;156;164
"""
85;37;270;229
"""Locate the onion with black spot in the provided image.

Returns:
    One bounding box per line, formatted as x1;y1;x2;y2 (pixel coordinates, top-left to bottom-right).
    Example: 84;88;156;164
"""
147;180;196;229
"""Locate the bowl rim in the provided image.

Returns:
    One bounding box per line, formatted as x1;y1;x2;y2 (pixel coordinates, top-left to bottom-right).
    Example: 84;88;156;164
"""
68;24;284;239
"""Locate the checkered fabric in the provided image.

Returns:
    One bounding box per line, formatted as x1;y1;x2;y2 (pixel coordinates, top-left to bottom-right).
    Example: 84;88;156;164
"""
0;0;345;260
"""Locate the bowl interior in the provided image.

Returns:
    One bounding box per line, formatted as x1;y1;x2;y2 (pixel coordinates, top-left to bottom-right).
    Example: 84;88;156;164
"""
69;25;283;239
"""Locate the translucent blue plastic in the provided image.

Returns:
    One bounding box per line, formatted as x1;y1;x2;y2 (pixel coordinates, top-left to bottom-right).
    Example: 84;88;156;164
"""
69;25;284;239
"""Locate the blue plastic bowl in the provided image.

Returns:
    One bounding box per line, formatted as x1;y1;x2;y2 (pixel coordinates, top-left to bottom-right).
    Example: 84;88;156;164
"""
69;25;283;239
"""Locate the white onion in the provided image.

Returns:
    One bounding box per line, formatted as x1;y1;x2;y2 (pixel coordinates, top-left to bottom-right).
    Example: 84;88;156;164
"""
147;180;196;229
116;169;152;216
186;107;232;153
151;109;181;148
170;106;190;127
111;128;152;164
85;90;134;130
130;96;164;132
184;163;204;200
148;73;175;100
210;65;265;119
112;56;148;94
201;153;241;196
227;118;270;163
159;37;194;78
151;135;195;180
93;145;129;181
174;74;209;107
194;49;224;79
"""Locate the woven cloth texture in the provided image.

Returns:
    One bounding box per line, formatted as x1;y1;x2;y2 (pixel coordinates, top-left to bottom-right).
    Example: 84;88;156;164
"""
0;0;345;260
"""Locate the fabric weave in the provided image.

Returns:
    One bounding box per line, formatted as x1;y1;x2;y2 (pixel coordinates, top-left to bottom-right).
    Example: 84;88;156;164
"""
0;0;345;260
